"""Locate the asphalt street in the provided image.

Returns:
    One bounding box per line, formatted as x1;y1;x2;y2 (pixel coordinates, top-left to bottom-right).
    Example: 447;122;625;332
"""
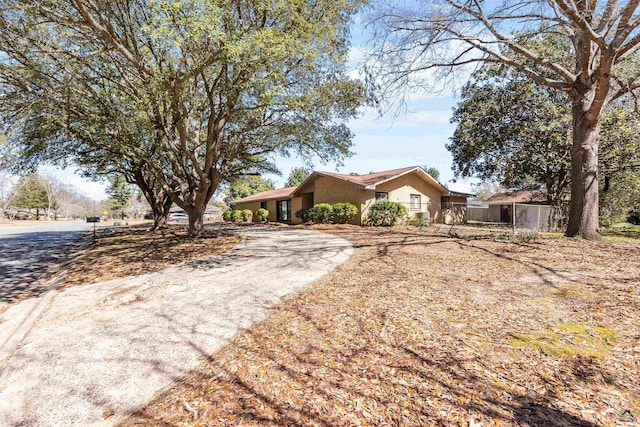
0;221;91;303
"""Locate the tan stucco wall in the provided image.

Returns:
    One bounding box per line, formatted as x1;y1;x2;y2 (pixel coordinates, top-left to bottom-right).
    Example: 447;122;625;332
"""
373;172;444;222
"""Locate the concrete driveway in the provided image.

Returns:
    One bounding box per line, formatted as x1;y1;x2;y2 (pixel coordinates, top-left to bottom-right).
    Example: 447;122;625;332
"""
0;226;352;426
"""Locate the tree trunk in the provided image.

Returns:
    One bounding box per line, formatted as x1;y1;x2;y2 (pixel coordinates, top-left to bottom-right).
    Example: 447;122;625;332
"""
152;197;172;231
187;207;204;237
565;103;601;240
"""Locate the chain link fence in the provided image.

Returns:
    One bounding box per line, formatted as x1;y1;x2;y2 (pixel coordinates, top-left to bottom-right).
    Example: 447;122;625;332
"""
440;202;564;232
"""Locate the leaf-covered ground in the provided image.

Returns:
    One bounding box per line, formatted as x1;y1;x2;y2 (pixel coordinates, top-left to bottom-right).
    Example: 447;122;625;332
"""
122;225;639;427
61;225;240;288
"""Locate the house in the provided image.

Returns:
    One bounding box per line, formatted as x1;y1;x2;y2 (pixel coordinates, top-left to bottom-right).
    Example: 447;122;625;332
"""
231;166;470;225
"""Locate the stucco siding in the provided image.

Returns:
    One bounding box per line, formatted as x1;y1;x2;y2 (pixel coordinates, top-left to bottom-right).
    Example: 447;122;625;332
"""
374;172;444;221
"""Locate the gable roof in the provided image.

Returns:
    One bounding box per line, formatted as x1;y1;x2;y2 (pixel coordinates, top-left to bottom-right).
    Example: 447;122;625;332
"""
292;166;448;196
485;190;548;204
232;186;297;204
231;166;454;205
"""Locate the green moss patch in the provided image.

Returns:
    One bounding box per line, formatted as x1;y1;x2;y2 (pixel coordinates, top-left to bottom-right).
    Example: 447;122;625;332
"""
509;322;617;359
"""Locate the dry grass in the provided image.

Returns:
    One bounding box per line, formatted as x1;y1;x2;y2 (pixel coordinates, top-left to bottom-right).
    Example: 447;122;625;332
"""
61;225;240;288
121;225;640;427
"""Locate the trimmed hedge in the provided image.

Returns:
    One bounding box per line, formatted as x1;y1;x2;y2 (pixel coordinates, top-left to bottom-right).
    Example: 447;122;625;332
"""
241;209;253;222
332;202;358;224
313;203;333;223
255;208;269;222
295;202;358;224
224;210;245;222
295;207;315;223
365;201;407;226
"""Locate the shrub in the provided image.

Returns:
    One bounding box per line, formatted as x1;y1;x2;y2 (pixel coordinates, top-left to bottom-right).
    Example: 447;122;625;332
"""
312;203;334;223
241;209;253;222
295;208;315;223
222;211;232;222
230;210;244;222
332;202;358;224
255;208;269;222
628;209;640;225
365;201;407;226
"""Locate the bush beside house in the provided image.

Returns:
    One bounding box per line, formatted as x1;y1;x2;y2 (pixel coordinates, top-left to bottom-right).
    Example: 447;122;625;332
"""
255;208;269;222
295;202;358;224
365;201;407;226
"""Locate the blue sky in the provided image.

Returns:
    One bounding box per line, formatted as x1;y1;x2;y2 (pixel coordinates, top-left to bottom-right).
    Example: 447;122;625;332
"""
42;13;477;200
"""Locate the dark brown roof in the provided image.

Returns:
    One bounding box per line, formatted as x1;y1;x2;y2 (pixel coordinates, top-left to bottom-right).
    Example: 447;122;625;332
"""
485;190;548;204
232;186;297;204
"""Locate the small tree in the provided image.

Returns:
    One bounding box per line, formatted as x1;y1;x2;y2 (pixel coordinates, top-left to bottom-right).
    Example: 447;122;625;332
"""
107;176;132;219
12;174;50;219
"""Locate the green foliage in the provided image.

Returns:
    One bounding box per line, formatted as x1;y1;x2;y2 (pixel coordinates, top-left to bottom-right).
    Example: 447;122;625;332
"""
227;177;275;204
12;174;49;211
404;214;430;227
331;202;358;223
230;210;244;222
241;209;253;222
0;0;366;236
448;64;571;204
421;166;440;182
107;175;132;216
255;208;269;222
295;208;315;223
312;203;334;223
223;211;232;222
365;201;407;226
628;210;640;225
285;167;312;187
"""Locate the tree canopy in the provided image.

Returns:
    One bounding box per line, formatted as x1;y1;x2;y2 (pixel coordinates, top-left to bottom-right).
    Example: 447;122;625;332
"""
448;64;572;204
367;0;640;239
0;0;365;236
285;167;312;187
226;176;275;205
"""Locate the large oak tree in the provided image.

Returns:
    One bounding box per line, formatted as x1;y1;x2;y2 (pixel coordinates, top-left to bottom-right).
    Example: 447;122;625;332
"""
0;0;364;236
367;0;640;240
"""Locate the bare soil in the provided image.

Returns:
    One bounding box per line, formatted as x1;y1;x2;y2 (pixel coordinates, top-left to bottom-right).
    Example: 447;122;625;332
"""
121;225;639;427
61;225;240;288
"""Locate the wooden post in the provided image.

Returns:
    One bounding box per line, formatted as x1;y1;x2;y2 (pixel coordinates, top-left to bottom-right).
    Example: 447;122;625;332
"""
537;205;542;230
512;202;516;234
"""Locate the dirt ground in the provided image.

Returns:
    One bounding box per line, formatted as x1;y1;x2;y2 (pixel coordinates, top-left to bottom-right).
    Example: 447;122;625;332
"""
119;225;639;427
62;225;240;289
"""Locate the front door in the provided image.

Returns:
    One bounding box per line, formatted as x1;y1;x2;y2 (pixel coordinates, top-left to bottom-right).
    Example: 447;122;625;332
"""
277;199;291;222
500;205;511;223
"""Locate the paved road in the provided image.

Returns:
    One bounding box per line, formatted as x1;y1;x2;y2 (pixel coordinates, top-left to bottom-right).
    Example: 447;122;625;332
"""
0;226;353;426
0;221;91;304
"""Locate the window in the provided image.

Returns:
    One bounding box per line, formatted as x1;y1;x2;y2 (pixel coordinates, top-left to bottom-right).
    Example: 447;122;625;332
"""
277;200;291;221
410;194;421;209
260;201;267;210
375;192;388;201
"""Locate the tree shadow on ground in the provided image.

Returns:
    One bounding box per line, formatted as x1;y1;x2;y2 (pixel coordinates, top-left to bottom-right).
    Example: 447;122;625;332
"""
0;230;88;304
